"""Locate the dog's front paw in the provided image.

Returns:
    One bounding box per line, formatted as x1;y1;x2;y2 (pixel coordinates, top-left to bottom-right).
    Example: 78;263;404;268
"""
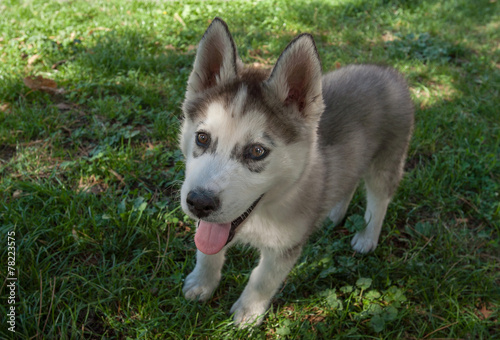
230;296;268;327
351;231;378;253
183;268;220;301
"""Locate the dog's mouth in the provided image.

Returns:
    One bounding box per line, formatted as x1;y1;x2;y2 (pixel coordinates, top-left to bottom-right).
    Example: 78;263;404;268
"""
194;195;263;255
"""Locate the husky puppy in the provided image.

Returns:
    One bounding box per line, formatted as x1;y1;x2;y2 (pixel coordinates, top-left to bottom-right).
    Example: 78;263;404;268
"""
179;18;413;326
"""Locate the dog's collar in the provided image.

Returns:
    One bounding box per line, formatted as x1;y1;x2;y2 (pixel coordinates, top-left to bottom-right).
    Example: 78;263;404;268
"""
226;194;264;245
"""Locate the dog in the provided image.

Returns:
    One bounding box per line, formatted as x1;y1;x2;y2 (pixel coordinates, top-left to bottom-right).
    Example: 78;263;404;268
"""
179;17;414;326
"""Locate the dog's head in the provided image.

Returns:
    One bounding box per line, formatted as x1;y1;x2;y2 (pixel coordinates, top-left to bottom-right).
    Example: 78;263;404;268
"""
179;18;324;254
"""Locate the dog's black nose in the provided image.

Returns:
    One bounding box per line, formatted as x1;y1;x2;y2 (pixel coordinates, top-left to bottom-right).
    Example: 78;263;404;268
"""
186;189;220;218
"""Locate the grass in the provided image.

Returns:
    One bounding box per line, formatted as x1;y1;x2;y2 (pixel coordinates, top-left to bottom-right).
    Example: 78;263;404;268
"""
0;0;498;338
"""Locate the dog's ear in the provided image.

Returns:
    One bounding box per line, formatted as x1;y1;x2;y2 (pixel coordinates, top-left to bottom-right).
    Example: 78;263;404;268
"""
186;18;239;97
266;34;323;117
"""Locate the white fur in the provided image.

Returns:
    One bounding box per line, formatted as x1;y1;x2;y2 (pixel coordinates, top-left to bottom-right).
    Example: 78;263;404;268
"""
181;98;297;225
351;181;391;253
180;92;322;327
183;249;226;301
230;247;299;325
179;28;326;327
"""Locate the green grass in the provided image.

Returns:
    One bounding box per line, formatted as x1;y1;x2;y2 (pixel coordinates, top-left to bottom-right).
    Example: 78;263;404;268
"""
1;0;498;338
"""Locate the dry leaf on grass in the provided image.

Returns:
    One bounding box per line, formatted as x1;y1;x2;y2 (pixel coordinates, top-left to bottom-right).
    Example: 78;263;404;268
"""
23;75;56;89
78;175;108;195
52;59;67;69
108;169;125;185
71;227;80;242
55;103;72;111
382;32;396;42
477;302;495;320
251;62;267;69
174;13;186;27
0;102;11;113
27;54;41;66
23;75;64;94
88;27;111;35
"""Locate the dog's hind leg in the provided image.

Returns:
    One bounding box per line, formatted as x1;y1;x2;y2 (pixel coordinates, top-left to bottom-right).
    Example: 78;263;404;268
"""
351;164;402;253
183;249;226;301
328;186;357;226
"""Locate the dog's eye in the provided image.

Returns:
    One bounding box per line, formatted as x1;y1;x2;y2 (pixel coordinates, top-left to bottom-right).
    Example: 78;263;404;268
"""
247;144;268;160
196;132;210;147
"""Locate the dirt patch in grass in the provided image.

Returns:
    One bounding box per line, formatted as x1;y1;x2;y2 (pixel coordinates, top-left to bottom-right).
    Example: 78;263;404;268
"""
0;144;16;163
79;309;115;339
404;151;433;172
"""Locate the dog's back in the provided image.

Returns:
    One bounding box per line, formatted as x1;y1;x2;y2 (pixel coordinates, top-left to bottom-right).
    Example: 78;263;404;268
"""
320;65;413;152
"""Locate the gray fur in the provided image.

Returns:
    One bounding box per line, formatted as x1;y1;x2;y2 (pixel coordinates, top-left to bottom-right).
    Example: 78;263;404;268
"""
316;64;414;215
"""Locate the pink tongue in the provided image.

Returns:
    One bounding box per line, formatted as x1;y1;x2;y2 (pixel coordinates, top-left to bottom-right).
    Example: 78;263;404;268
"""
194;221;232;255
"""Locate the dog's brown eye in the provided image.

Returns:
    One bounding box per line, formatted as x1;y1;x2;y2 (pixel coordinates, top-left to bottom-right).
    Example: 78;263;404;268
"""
196;132;210;147
248;144;267;160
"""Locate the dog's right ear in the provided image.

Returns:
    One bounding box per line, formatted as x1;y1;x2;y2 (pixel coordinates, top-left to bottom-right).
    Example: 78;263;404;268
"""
185;18;239;98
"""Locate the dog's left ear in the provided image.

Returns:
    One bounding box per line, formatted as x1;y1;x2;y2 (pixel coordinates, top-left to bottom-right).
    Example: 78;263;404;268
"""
266;34;323;117
185;18;240;99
